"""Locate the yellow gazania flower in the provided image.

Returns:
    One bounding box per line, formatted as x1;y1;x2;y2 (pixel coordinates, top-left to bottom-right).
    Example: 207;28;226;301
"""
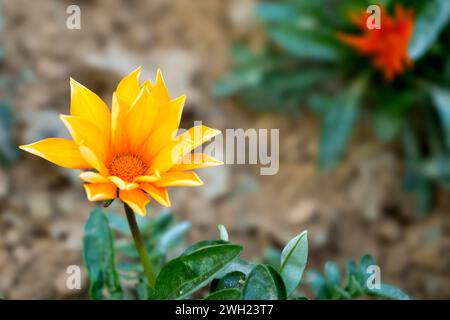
19;67;223;216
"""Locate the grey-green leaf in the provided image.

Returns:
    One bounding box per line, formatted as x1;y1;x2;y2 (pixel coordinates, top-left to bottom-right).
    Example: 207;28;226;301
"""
205;288;242;300
215;271;245;291
243;264;287;300
324;261;341;288
217;224;229;241
83;208;122;300
154;243;242;299
268;27;341;61
409;0;450;60
158;221;191;253
430;86;450;150
368;284;411;300
280;230;308;296
318;76;366;171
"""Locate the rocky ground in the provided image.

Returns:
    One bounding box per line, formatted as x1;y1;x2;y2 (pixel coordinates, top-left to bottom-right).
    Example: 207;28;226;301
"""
0;0;449;299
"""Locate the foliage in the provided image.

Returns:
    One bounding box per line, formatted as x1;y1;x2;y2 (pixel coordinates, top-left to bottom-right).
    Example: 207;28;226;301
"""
0;102;18;166
306;255;410;300
83;208;409;300
215;0;450;214
0;8;19;166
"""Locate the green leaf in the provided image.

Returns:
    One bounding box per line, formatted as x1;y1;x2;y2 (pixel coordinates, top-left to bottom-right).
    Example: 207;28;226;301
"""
243;264;287;300
146;209;173;238
213;66;264;98
263;247;281;270
409;0;450;60
103;199;114;208
268;27;341;61
205;288;242;300
217;224;229;241
318;76;366;171
0;102;18;166
359;254;376;279
402;126;434;214
108;212;132;235
154;243;242;299
324;261;341;288
367;284;410;300
256;3;297;22
421;156;450;182
292;295;309;300
344;261;364;295
279;230;308;296
182;240;228;256
429;86;450;150
216;258;255;278
136;275;151;300
306;269;331;299
214;271;245;291
83;208;122;300
157;221;191;253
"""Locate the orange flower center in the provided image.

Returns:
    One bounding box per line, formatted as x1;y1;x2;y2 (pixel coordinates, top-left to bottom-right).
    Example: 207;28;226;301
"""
109;153;148;182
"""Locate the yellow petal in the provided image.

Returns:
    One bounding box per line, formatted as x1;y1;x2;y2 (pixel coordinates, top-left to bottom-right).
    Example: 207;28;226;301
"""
149;125;221;174
80;171;109;183
69;78;111;139
79;145;109;176
60;115;110;163
108;176;139;190
140;183;171;207
154;171;203;187
170;153;224;172
116;66;142;105
119;189;150;216
141;80;152;90
84;183;117;201
125;87;159;153
150;69;170;103
133;171;161;183
141;95;186;161
111;93;130;154
19;138;90;169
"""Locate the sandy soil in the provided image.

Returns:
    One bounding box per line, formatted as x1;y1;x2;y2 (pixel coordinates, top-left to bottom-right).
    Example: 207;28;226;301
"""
0;0;449;299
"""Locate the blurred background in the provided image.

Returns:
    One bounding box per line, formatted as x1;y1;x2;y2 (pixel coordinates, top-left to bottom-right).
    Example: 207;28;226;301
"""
0;0;449;299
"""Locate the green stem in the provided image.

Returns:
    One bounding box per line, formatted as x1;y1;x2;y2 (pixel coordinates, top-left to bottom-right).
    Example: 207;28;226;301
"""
124;203;156;288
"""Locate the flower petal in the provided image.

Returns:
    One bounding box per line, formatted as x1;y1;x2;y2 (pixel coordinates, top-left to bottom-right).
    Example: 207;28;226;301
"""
150;69;170;103
125;87;159;153
154;171;203;187
79;145;109;175
69;78;111;139
141;94;186;161
108;176;139;190
80;171;109;183
116;66;142;105
133;171;161;183
60;115;110;163
111;93;130;154
19;138;90;169
170;153;223;172
119;189;150;216
140;183;171;207
84;183;117;201
149;125;221;174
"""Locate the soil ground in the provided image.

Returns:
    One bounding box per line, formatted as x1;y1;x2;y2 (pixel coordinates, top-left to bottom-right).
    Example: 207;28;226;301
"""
0;0;449;299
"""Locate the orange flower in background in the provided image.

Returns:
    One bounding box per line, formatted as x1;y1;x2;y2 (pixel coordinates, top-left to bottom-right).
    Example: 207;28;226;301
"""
338;5;415;80
20;67;223;216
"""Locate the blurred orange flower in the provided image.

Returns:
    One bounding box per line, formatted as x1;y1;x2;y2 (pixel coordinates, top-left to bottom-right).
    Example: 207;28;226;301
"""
338;5;415;80
20;67;223;216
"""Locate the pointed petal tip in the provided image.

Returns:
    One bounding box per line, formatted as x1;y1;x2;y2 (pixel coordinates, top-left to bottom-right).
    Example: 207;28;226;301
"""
156;68;165;82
